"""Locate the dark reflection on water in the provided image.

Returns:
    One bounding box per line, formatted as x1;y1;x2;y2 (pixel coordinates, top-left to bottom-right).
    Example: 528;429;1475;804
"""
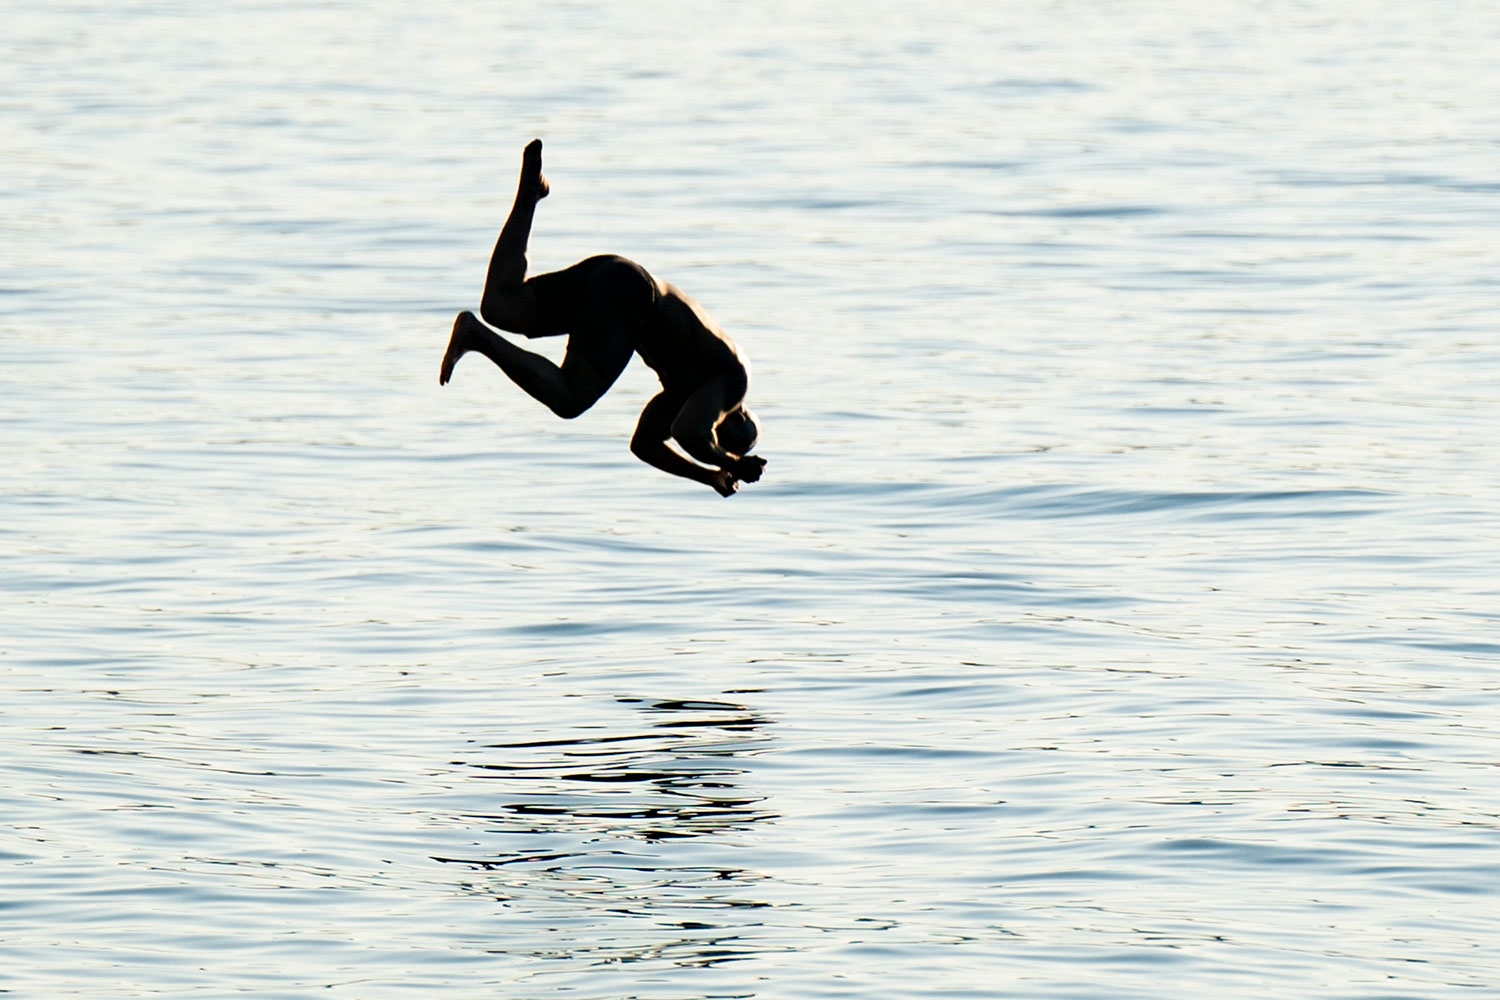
434;697;780;977
449;697;775;843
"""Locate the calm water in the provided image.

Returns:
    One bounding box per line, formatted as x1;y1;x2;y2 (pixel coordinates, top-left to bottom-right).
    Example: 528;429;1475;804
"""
4;2;1500;997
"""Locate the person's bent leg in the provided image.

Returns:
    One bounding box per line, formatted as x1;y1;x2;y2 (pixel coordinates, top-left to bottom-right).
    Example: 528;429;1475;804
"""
442;312;632;419
441;311;562;398
478;139;550;333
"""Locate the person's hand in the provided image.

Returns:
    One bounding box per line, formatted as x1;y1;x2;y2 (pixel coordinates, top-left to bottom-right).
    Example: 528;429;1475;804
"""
710;469;740;497
730;455;766;483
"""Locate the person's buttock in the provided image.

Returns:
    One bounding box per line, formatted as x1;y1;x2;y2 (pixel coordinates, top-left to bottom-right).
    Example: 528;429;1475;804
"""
580;256;657;331
525;255;656;336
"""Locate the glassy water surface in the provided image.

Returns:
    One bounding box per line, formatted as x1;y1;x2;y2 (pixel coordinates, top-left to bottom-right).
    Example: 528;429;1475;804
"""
4;2;1499;997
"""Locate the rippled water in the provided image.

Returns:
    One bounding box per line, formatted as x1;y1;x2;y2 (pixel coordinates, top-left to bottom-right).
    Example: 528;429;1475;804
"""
5;2;1500;997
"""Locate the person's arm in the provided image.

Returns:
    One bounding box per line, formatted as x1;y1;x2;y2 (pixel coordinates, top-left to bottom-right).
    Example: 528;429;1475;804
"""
631;394;738;496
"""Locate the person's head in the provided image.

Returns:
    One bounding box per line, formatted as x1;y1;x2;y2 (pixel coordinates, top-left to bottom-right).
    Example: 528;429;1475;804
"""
715;406;760;457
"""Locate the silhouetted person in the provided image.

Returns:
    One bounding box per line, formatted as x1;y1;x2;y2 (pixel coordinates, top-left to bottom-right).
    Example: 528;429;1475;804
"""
440;140;765;497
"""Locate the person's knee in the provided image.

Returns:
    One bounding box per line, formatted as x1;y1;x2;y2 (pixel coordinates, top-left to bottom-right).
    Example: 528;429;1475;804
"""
478;294;513;331
549;394;589;420
480;286;538;334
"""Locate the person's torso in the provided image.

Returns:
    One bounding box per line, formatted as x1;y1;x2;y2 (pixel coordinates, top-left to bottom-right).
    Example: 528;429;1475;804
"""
636;283;743;391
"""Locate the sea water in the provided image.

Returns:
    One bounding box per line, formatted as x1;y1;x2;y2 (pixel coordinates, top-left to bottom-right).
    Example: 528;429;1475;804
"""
3;2;1499;997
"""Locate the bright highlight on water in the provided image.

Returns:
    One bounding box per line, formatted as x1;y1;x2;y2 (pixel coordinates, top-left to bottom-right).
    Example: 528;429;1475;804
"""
3;3;1499;998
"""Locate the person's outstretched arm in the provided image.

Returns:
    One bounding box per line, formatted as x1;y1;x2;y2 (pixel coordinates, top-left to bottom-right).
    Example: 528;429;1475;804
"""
631;393;739;496
667;374;765;484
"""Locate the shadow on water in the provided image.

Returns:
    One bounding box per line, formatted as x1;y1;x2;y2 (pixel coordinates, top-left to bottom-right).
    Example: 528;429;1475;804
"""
433;697;781;975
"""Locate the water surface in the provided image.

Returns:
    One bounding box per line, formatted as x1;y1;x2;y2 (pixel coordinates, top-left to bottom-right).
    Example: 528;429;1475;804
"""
4;2;1500;997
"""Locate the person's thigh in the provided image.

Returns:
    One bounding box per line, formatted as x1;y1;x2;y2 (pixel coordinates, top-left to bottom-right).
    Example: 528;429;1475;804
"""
558;326;636;412
506;263;589;337
507;256;652;338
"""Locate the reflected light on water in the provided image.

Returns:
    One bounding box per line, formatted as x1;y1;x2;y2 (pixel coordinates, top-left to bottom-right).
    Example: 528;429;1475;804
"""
4;0;1500;997
437;697;781;976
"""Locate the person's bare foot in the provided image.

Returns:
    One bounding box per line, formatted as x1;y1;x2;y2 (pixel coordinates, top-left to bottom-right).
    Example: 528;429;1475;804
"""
439;311;477;385
522;139;549;200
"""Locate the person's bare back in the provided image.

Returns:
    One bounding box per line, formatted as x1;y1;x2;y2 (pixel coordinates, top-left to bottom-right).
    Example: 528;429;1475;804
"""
439;141;764;496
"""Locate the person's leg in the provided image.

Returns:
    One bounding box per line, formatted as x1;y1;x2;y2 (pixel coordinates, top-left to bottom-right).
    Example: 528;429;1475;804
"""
440;264;580;385
441;140;575;385
441;312;634;418
492;255;652;414
478;139;550;333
